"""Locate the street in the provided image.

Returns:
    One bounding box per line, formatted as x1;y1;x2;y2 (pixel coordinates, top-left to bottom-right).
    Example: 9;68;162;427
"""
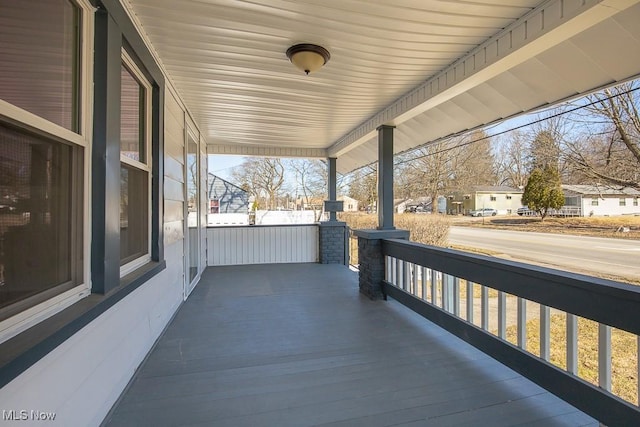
449;226;640;282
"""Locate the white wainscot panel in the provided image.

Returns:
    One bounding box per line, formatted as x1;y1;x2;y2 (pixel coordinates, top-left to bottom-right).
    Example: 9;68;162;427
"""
207;225;319;266
0;241;185;426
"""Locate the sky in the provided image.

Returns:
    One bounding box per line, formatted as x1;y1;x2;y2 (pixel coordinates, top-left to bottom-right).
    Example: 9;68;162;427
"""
208;154;244;181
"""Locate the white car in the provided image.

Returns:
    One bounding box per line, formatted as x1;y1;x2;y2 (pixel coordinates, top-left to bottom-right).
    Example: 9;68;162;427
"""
469;208;497;217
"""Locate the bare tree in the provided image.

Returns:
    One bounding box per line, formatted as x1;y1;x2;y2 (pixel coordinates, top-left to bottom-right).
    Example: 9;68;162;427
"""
494;131;529;188
289;159;328;220
565;81;640;189
289;159;326;206
401;141;451;213
448;130;496;191
231;157;286;209
398;131;496;213
348;165;377;210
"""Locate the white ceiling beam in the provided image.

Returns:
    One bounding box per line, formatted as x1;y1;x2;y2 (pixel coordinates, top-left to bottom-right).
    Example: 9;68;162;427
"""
328;0;640;158
208;144;328;159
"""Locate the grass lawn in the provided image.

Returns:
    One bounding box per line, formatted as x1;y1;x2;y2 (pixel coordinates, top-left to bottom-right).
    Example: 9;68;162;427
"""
505;314;638;405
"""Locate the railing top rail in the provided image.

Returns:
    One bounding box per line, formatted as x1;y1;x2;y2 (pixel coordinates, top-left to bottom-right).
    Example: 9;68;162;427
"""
382;238;640;335
207;223;320;229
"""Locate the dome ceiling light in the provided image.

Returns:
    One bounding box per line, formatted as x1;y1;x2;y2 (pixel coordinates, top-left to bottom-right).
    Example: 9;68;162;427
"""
286;43;330;75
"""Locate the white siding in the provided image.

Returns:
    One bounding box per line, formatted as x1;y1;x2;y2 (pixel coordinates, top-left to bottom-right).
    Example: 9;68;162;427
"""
164;90;185;246
207;225;319;266
0;245;185;427
581;196;640;216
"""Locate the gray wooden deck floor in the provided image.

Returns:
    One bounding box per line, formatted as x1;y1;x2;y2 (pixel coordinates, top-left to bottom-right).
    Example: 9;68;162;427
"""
103;263;596;427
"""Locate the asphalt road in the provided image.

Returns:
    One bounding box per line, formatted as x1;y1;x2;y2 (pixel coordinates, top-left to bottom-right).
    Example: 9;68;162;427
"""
449;226;640;282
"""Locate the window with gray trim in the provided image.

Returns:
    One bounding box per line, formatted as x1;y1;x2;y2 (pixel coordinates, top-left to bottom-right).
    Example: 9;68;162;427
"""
91;4;164;294
120;59;150;272
0;0;84;319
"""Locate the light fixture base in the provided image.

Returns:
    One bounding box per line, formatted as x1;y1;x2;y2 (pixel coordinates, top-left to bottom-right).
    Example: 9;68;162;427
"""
286;43;330;75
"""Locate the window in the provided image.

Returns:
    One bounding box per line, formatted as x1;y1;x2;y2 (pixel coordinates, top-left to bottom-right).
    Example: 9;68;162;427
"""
210;199;220;214
0;124;83;317
490;196;497;201
0;0;80;132
0;0;86;326
120;55;151;275
591;199;599;206
506;195;512;200
619;198;626;206
634;198;638;207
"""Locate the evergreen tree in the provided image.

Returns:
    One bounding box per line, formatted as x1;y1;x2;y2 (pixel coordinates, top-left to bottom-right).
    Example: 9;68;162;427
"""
521;166;565;221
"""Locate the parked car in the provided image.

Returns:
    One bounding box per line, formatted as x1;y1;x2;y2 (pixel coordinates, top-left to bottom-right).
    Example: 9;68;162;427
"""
516;207;536;216
468;208;497;217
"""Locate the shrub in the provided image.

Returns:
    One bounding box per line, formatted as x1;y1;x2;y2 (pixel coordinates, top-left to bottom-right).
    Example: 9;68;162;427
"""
340;212;450;247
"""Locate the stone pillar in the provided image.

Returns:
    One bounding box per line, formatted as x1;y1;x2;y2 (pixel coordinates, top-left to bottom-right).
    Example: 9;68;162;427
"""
353;228;409;300
318;221;347;264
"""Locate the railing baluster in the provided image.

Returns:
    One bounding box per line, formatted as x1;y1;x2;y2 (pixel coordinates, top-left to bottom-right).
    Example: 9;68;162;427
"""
517;297;526;349
443;274;454;312
421;266;427;301
599;324;612;392
385;256;391;283
430;269;437;305
413;264;419;297
466;280;474;324
452;277;460;317
395;258;401;288
540;305;550;361
403;261;410;292
481;286;488;331
567;314;578;374
498;291;506;339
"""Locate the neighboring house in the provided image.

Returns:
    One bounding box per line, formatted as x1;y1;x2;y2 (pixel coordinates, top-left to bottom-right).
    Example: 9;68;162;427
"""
207;174;249;214
448;186;523;215
338;196;359;212
399;196;446;214
395;198;412;213
296;196;324;211
562;185;640;217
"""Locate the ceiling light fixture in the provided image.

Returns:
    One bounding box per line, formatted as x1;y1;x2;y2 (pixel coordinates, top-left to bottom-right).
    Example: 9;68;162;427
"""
286;43;330;75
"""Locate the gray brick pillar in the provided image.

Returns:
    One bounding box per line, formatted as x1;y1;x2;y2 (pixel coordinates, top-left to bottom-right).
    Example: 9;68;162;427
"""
318;221;347;264
352;229;409;300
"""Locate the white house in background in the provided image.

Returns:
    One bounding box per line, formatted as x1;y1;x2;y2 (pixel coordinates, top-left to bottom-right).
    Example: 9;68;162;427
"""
562;185;640;216
338;196;359;212
448;186;523;215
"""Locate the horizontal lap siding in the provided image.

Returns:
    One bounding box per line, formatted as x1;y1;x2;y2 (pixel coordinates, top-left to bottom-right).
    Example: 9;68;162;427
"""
163;91;184;246
207;226;318;266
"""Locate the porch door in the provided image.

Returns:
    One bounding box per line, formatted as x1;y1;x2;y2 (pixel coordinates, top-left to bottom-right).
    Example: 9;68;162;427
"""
184;129;201;297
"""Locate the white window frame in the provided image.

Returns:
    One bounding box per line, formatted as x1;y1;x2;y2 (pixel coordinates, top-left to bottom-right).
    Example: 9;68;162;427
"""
119;50;152;277
0;0;95;344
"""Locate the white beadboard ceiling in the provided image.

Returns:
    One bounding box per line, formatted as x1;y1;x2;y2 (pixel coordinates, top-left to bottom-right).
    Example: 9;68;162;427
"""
124;0;640;174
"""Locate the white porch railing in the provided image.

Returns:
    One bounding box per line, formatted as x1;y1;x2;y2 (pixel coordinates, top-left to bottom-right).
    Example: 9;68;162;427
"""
381;238;640;425
207;224;318;266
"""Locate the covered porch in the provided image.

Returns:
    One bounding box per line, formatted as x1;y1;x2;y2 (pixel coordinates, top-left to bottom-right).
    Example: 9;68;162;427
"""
105;263;595;426
2;1;640;425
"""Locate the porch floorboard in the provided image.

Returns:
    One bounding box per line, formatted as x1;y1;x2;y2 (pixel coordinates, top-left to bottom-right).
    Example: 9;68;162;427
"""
104;263;595;426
